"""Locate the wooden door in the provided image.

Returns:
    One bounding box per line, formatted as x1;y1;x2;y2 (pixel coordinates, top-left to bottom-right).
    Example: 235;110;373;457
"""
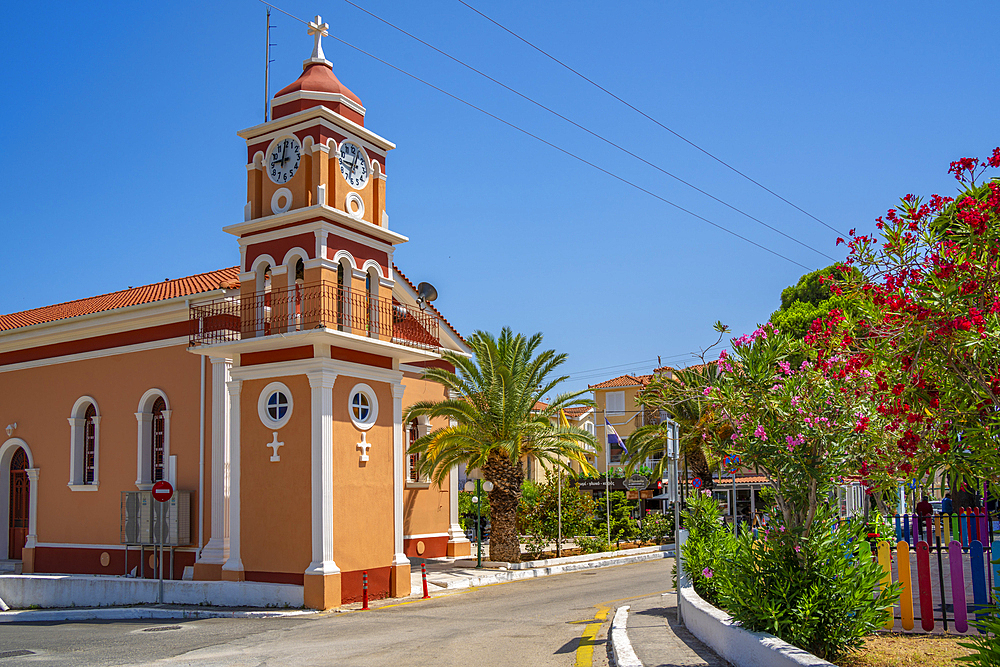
8;447;28;560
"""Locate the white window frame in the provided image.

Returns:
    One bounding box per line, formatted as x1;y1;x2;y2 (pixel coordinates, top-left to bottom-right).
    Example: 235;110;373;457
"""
257;381;294;429
68;396;101;491
605;391;625;415
135;389;171;490
349;383;379;431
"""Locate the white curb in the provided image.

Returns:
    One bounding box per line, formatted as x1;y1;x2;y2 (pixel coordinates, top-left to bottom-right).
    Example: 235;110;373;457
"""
0;606;317;623
438;549;674;589
610;605;643;667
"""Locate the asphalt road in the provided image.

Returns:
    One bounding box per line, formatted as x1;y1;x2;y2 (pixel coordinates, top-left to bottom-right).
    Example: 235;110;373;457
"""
0;558;674;666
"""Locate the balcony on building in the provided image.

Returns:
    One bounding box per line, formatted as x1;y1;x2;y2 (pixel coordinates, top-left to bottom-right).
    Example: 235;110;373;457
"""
188;281;441;352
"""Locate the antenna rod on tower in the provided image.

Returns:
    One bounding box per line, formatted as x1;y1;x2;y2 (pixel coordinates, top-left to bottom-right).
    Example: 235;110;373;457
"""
264;8;271;122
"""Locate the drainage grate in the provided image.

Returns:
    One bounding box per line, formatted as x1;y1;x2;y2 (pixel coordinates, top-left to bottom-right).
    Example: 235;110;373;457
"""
0;650;35;659
142;625;181;633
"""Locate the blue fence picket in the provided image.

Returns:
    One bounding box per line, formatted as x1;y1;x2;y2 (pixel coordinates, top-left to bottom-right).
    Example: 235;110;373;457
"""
970;540;987;631
894;514;902;542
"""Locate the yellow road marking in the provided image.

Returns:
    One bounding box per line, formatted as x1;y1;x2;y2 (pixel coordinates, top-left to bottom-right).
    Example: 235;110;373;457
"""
574;590;671;666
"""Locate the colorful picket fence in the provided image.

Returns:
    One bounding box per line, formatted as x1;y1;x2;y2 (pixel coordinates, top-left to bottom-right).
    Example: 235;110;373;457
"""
871;509;999;634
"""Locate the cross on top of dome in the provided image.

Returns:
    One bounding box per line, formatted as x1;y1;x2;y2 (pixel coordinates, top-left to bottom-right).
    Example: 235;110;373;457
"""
305;15;331;68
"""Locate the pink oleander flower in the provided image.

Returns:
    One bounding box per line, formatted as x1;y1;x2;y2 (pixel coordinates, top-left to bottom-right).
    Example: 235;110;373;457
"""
702;567;713;579
794;545;801;553
703;386;713;396
778;525;786;532
754;425;768;440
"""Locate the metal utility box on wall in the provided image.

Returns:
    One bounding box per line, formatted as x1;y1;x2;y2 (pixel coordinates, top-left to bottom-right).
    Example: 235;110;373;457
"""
120;491;191;545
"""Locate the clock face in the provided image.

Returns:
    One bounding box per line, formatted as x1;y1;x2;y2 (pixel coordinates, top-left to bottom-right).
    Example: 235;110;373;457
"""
268;137;301;185
339;141;370;190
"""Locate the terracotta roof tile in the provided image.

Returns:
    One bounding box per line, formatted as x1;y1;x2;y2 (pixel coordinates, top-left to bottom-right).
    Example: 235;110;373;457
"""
0;267;240;333
392;264;465;345
712;475;770;485
563;406;592;418
588;374;653;390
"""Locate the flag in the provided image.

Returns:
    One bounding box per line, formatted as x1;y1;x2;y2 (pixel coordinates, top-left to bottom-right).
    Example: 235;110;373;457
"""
605;418;629;456
559;408;570;429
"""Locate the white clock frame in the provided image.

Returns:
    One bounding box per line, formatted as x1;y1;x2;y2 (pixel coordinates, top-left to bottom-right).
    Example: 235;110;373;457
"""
266;135;303;185
338;139;371;190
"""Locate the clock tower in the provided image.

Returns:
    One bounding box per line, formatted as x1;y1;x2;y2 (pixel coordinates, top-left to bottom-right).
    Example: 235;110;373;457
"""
191;17;444;610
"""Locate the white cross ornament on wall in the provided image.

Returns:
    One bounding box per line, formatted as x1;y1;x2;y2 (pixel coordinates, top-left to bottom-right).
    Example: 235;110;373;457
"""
267;432;284;462
356;431;371;462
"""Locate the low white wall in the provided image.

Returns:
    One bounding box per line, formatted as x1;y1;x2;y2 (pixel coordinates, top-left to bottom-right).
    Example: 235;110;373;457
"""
0;575;303;609
676;529;833;667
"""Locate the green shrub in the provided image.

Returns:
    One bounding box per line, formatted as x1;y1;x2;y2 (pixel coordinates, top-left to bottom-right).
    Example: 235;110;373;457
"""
592;490;639;548
958;583;1000;666
681;491;733;605
576;535;611;554
714;508;898;662
639;511;674;545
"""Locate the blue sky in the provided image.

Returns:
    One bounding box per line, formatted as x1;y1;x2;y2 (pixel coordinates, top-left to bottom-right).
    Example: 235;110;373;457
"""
3;1;997;395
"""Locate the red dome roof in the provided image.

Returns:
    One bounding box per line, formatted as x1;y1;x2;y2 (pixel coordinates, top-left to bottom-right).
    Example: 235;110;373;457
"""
274;63;362;107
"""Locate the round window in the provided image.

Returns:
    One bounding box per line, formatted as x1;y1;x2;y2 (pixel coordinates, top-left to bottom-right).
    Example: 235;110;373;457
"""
258;382;293;429
349;383;378;430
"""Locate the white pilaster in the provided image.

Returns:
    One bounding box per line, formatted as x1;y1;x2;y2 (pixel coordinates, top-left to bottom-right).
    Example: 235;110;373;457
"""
305;370;340;576
391;383;409;566
199;357;232;565
447;464;469;546
222;378;244;575
25;468;39;549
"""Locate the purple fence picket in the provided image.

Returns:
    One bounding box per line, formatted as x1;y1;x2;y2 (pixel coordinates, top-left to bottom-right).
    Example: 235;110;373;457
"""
970;540;987;631
949;540;968;633
977;508;987;544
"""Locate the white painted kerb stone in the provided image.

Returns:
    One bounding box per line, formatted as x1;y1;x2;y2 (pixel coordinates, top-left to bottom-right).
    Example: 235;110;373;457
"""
610;605;642;667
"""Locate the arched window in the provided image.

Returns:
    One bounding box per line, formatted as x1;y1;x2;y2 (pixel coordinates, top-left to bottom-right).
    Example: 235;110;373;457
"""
68;397;101;490
337;261;347;331
135;390;170;490
151;397;166;482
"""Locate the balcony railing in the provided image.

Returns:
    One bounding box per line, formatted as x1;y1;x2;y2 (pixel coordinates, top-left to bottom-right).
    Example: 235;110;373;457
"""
189;281;440;350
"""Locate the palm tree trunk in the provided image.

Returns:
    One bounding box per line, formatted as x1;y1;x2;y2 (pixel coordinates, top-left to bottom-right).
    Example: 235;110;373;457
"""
685;443;714;491
483;452;524;563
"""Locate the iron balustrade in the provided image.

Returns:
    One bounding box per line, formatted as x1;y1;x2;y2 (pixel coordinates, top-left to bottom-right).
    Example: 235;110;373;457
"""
189;281;440;350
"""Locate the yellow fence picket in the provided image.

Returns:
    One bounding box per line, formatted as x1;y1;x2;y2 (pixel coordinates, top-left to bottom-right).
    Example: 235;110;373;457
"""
878;541;894;630
897;541;914;630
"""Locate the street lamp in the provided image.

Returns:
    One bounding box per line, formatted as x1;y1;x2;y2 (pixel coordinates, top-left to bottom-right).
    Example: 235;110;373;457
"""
464;478;494;568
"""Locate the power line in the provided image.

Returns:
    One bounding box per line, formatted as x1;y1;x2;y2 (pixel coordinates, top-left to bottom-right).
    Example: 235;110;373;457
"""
457;0;847;238
339;0;835;262
260;2;816;271
562;352;696;377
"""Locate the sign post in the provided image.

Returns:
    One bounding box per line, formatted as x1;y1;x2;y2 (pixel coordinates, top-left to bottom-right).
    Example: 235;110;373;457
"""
151;480;173;604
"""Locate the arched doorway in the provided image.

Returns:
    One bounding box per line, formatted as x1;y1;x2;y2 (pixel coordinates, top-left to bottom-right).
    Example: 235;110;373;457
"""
9;447;28;560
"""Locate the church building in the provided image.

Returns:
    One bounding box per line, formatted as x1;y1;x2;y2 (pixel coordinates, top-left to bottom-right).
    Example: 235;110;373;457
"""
0;16;470;610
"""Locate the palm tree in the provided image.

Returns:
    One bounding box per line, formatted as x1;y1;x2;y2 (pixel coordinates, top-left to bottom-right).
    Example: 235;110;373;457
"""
623;364;728;490
404;327;598;563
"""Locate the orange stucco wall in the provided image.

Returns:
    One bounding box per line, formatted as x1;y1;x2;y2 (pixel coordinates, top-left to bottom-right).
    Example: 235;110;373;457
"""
400;372;451;538
331;375;394;574
0;344;210;564
239;374;313;579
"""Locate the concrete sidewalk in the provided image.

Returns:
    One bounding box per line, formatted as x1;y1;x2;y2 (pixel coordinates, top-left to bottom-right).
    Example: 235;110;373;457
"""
617;594;729;667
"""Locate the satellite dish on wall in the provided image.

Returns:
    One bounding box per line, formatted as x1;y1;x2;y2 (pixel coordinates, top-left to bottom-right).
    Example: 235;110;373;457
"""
416;282;438;310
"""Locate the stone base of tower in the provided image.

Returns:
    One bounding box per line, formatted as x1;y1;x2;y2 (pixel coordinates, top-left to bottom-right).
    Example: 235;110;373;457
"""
389;562;411;598
304;572;342;610
447;538;471;558
193;562;223;581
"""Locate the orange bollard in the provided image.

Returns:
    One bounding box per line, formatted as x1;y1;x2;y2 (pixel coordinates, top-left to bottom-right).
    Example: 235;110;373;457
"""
421;562;431;599
362;570;369;610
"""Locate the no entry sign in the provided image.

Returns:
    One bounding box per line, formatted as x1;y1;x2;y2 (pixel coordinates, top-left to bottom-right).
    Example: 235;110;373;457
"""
151;480;174;502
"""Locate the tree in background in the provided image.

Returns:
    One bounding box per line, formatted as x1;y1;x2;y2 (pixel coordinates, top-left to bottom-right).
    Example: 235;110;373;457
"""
405;327;598;563
769;264;854;340
518;470;596;558
592;490;638;549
